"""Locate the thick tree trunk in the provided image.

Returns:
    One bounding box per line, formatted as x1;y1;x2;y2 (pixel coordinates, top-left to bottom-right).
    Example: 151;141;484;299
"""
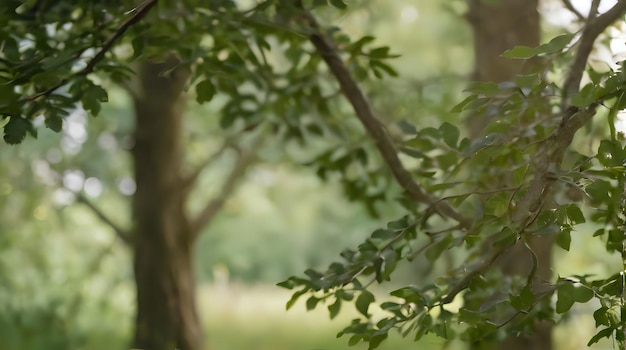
466;0;542;136
466;1;552;350
131;57;203;350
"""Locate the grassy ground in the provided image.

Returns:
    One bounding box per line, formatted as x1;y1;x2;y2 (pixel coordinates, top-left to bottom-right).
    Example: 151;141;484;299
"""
199;283;446;350
198;283;616;350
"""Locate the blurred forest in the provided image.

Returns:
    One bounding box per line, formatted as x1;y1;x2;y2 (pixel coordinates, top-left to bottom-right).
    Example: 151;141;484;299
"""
0;0;623;349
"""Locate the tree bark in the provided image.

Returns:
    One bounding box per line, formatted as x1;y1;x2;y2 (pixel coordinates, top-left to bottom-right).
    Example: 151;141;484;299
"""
466;0;543;136
466;1;552;350
131;57;203;350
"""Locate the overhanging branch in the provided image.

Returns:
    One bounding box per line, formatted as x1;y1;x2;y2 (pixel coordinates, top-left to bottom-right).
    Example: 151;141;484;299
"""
444;1;624;300
299;9;471;229
563;0;626;102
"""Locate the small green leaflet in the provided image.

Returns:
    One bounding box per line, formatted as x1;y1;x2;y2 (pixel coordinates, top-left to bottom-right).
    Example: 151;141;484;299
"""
196;79;217;104
355;290;375;316
3;117;32;144
329;0;347;9
501;46;537;59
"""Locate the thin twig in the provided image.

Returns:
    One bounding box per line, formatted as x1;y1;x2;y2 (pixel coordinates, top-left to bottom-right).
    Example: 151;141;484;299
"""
75;192;131;245
589;0;601;21
189;137;262;239
181;140;233;198
562;0;585;21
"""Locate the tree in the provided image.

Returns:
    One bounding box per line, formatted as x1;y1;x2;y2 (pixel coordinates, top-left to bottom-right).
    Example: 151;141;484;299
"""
3;0;626;349
278;1;626;349
466;1;551;349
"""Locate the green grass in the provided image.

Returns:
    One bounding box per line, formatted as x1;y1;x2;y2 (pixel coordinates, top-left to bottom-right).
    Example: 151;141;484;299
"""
200;284;445;350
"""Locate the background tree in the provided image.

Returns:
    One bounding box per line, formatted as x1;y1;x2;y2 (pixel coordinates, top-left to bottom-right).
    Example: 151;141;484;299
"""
467;1;551;349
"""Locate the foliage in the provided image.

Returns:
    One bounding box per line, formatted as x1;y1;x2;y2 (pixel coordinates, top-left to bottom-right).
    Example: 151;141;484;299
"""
276;3;626;350
4;0;626;349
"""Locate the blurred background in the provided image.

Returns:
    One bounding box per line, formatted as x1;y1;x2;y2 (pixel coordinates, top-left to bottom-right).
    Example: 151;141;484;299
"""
0;1;622;349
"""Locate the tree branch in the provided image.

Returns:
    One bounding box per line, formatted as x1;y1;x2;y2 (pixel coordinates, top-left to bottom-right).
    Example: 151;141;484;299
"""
181;140;232;198
189;138;262;240
21;0;157;103
562;0;585;21
75;192;131;245
298;9;471;229
441;2;620;304
563;1;626;103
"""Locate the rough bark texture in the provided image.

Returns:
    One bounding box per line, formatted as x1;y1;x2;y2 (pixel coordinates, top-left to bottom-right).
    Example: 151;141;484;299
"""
466;1;552;350
131;57;203;350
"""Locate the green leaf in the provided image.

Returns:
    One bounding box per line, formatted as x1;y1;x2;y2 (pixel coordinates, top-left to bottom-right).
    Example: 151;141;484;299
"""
464;81;499;97
44;113;63;132
355;290;375;316
397;120;417;134
41;50;75;70
3;117;31;144
196;79;217;104
510;285;535;311
573;285;594;303
597;139;626;167
368;333;388;350
370;60;398;77
586;179;612;204
515;73;541;88
501;45;537;59
306;296;319;311
566;205;585;224
329;0;347;9
464;133;503;156
276;276;304;290
593;307;609;327
414;314;432;341
570;83;596;107
387;216;410;230
451;94;478;113
537;33;574;54
82;85;108;116
371;229;397;240
336;289;354;301
0;85;20;107
587;328;613;346
348;334;362;346
348;36;376;53
556;282;593;314
556;283;576;313
425;234;454;263
390;286;424;305
132;37;146;59
556;226;572;251
439;122;459;148
220;112;237;129
286;288;308;310
328;298;341;319
483;120;511;134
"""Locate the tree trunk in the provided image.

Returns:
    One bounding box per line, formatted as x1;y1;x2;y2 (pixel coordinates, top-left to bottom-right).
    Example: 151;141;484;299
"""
131;57;203;350
466;0;542;136
466;1;552;350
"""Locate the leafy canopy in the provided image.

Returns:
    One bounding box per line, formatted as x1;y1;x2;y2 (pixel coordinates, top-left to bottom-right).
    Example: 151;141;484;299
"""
4;0;626;349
